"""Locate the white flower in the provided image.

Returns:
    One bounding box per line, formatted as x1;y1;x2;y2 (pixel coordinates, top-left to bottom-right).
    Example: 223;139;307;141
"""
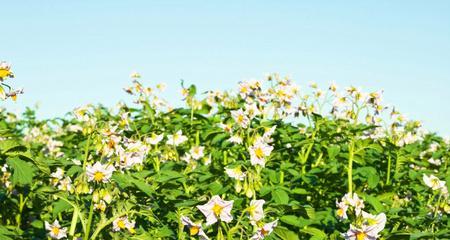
1;164;7;172
231;109;250;128
336;200;348;220
218;123;233;133
249;140;273;167
204;154;212;165
51;168;65;180
190;146;205;160
245;103;261;119
86;162;115;183
117;140;148;169
342;213;386;240
361;212;387;236
181;153;192;163
423;174;446;191
250;219;278;240
112;216;136;233
228;135;243;144
248;199;265;223
342;225;374;240
197;195;234;225
146;133;164;145
262;126;277;143
427;158;442;166
428;142;440;152
397;132;421;147
181;216;210;240
67;124;83;132
94;200;107;212
73;106;90;121
57;177;73;192
238;81;251;99
341;193;365;215
45;220;67;239
130;72;141;78
225;166;246;181
72;159;82;166
166;130;188;146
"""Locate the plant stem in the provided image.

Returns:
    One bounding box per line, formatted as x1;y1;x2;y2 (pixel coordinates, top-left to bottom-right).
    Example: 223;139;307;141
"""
16;193;26;228
386;154;391;185
90;211;129;240
348;140;354;194
83;199;94;240
82;134;92;169
69;209;79;237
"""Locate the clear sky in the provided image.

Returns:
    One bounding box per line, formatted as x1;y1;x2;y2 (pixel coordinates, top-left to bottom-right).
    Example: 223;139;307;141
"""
1;1;449;135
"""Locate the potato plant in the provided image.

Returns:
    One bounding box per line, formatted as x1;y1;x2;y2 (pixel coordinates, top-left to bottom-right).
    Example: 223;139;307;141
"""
0;63;449;239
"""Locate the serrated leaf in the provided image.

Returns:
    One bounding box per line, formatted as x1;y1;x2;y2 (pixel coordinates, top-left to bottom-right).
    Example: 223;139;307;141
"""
6;157;35;186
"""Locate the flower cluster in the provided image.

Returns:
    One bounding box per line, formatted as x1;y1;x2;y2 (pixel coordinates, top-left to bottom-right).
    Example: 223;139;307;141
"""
181;195;278;239
337;193;387;240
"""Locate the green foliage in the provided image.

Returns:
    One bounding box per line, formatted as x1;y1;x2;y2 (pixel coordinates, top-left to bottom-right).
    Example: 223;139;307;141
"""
0;76;449;240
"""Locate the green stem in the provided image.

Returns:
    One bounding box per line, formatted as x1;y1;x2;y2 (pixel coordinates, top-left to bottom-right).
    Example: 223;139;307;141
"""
83;199;95;240
90;211;130;240
69;209;79;237
348;140;354;194
228;209;247;237
386;154;392;185
16;193;26;228
82;134;92;169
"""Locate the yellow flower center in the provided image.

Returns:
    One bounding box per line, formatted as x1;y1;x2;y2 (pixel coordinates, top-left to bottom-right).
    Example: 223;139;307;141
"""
431;178;440;188
254;147;264;158
356;231;367;240
93;171;105;182
0;69;11;78
51;227;60;235
248;205;256;217
240;86;248;94
117;220;126;229
237;115;244;123
189;226;200;235
108;139;116;149
261;228;269;236
337;208;344;217
212;203;223;216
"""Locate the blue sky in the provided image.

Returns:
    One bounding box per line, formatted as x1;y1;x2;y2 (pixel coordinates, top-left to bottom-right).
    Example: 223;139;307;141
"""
1;1;450;135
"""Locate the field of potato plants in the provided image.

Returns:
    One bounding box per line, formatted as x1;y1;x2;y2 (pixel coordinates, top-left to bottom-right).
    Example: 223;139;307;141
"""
0;62;449;239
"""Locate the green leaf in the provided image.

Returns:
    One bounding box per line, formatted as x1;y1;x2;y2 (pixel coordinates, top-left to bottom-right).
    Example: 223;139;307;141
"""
292;188;309;195
274;226;299;240
52;199;72;217
0;140;27;154
272;188;289;205
304;205;316;219
301;227;327;239
130;178;154;197
280;215;299;226
6;157;35;186
208;181;223;195
327;145;340;160
112;173;134;188
367;172;380;189
364;194;385;212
